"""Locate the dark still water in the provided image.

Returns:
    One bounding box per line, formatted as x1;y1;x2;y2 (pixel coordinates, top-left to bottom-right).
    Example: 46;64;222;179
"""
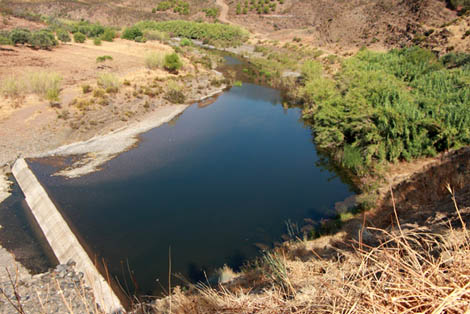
29;83;353;296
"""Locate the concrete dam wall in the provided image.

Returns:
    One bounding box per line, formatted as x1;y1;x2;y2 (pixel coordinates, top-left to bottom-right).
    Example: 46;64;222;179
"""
12;158;123;313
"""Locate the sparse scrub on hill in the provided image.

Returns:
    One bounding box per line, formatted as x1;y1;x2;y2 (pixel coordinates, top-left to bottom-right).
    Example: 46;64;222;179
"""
156;0;190;15
97;73;120;93
203;7;219;18
131;20;249;47
302;47;470;175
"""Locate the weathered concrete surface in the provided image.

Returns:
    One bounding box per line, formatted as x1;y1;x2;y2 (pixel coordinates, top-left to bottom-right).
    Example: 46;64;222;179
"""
11;158;123;313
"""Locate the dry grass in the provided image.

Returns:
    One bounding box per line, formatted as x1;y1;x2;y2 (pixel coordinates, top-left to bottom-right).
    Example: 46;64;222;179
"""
0;76;25;97
145;51;165;70
153;195;470;313
97;73;120;93
1;72;62;100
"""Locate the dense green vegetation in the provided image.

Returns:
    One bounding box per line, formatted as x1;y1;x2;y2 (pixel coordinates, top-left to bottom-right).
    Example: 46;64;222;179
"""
301;48;470;175
0;28;58;49
124;20;249;47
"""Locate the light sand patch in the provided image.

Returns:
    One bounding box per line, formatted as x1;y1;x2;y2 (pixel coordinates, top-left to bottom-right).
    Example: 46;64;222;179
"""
42;104;189;178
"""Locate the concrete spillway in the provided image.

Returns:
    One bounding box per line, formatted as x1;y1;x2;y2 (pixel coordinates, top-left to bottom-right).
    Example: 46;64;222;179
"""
12;158;123;313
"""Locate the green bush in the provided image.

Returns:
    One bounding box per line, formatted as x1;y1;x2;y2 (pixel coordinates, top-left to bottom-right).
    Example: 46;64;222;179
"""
56;29;71;43
96;55;113;63
100;28;115;42
164;53;183;73
30;30;58;50
93;37;102;45
0;33;12;45
441;52;470;69
121;26;143;40
70;21;109;38
302;47;470;175
134;36;147;43
180;37;192;46
203;7;219;18
9;28;31;45
73;32;86;43
131;20;249;47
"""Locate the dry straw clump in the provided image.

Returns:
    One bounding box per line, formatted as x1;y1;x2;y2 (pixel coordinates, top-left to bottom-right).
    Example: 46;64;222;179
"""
153;200;470;313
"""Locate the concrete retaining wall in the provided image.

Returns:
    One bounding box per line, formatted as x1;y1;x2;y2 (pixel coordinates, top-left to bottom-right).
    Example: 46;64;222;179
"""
12;158;123;313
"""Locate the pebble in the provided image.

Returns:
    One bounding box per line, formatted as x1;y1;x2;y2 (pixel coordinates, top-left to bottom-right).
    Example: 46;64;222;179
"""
0;262;97;314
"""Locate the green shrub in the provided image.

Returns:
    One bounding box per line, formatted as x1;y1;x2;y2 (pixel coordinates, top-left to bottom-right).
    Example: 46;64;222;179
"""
164;53;183;73
122;26;143;40
9;28;31;45
180;37;192;46
441;52;470;69
73;32;86;43
100;28;115;42
30;30;58;49
93;37;102;45
203;7;219;18
302;47;470;174
96;55;113;63
56;29;71;43
145;52;165;69
0;34;12;45
82;84;92;93
131;20;249;47
134;36;147;43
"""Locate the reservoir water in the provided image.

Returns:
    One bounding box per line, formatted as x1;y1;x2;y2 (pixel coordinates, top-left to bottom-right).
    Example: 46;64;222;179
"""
29;81;353;296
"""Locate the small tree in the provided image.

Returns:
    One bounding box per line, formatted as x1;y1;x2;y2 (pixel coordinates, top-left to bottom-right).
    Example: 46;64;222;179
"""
73;32;86;43
9;28;31;45
164;53;183;73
